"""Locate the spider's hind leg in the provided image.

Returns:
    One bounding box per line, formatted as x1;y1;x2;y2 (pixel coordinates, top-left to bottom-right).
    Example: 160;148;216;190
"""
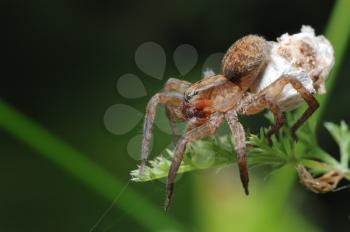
238;95;284;144
266;102;284;144
165;105;180;144
259;75;319;140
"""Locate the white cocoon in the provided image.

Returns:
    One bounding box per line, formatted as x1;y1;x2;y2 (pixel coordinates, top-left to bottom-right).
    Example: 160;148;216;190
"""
254;25;335;111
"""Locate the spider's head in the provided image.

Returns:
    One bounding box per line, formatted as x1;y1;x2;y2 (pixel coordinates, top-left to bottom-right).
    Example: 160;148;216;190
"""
182;85;210;119
181;75;243;119
222;35;271;91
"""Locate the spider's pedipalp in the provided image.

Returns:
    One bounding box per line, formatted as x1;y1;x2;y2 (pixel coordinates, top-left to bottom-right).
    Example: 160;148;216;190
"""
165;113;224;211
226;110;249;195
164;78;192;143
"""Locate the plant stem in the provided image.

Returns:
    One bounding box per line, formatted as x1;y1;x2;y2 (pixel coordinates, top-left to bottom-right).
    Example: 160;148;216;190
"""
314;0;350;127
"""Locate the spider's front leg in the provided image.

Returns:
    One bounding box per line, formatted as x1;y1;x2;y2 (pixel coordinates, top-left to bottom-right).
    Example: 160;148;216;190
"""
140;78;191;174
165;113;224;211
140;92;183;174
225;110;249;195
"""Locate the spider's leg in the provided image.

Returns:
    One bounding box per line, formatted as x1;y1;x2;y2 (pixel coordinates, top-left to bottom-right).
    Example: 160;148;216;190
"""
259;75;319;139
225;110;249;195
165;113;224;211
238;94;284;144
287;79;319;139
266;102;284;144
165;106;180;144
164;78;192;144
140;92;183;175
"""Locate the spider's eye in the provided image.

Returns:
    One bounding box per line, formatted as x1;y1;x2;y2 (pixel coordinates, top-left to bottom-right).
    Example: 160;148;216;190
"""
184;91;198;102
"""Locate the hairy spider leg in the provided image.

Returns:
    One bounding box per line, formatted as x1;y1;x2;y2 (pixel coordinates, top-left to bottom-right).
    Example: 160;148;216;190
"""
266;102;284;144
165;106;180;144
286;78;319;139
237;95;284;143
240;75;319;140
165;113;224;211
140;92;183;175
225;110;249;195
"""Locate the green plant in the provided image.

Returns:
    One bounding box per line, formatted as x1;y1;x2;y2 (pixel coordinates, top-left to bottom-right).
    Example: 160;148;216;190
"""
131;113;350;189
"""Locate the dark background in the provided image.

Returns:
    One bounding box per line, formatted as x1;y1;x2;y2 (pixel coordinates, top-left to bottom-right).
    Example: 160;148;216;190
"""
1;0;350;231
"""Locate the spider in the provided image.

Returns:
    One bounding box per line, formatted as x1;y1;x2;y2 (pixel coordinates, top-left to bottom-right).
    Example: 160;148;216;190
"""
139;35;320;211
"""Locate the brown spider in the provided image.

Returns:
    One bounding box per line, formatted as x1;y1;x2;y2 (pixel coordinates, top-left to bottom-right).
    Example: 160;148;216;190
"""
139;35;320;211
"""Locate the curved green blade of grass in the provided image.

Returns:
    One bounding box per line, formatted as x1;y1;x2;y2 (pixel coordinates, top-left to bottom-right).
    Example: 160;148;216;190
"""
314;0;350;127
0;100;187;232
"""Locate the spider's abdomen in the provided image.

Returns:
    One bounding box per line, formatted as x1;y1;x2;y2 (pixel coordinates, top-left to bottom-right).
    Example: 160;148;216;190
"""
222;35;271;90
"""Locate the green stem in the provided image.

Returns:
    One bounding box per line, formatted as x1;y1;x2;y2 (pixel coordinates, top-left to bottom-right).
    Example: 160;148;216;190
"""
0;100;187;232
314;0;350;127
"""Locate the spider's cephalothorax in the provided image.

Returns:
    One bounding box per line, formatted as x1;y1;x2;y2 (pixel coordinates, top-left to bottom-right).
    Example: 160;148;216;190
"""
139;35;319;211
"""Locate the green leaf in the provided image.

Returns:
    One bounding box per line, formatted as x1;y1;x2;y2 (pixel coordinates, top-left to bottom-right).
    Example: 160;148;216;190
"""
324;121;350;168
130;136;235;182
131;113;294;182
131;117;350;184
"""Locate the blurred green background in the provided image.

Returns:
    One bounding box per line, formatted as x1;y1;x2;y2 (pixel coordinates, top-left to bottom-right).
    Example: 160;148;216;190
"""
1;0;350;231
